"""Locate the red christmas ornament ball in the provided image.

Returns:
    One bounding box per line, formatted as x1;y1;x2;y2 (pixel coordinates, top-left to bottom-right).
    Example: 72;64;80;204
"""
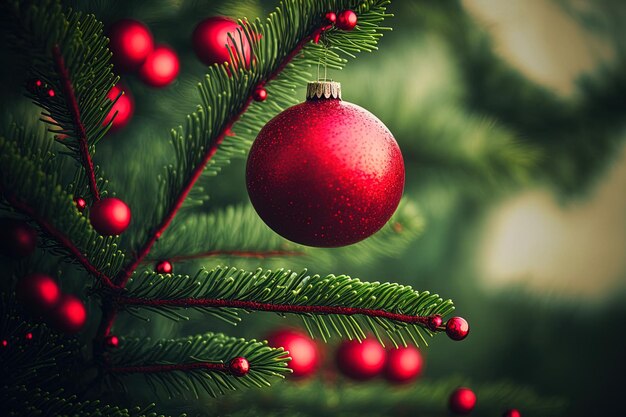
74;196;87;212
446;316;470;341
253;86;267;102
325;11;337;24
503;409;521;417
51;294;87;334
337;10;358;31
15;273;60;316
267;329;320;378
192;17;251;67
108;19;154;72
246;82;404;247
1;340;7;347
449;387;477;414
228;356;250;377
336;338;386;380
384;346;423;383
104;335;119;348
0;218;37;258
103;84;134;131
138;45;180;88
427;314;443;332
25;332;33;340
155;260;173;274
89;197;131;236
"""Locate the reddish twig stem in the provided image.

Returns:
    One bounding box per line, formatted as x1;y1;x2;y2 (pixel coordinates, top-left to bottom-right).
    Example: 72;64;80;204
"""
108;362;228;374
146;250;306;263
52;45;100;201
115;296;434;327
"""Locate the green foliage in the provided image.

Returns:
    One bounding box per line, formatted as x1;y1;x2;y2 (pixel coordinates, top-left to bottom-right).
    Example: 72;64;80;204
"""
122;266;454;347
107;333;289;398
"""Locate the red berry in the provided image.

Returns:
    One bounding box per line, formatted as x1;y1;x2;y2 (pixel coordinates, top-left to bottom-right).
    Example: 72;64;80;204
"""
25;332;33;340
228;356;250;377
449;387;477;414
15;273;60;316
267;329;320;378
336;338;386;380
0;218;37;258
336;10;358;31
74;197;87;212
427;314;443;332
108;19;154;72
325;11;337;24
50;294;87;334
104;335;119;348
138;45;180;88
89;197;131;236
155;260;173;274
103;84;134;131
253;87;267;102
502;409;521;417
192;17;252;67
47;89;55;97
1;340;7;347
446;317;470;341
384;346;423;383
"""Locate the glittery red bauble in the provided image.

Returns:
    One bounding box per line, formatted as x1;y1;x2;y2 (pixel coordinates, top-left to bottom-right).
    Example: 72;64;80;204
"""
15;273;60;315
228;356;250;377
267;329;320;378
336;339;386;380
502;409;521;417
138;45;180;88
0;218;37;258
51;294;87;334
446;316;470;341
384;346;423;383
103;84;134;131
104;335;119;348
449;387;477;414
89;197;131;236
155;260;173;274
108;19;154;72
246;84;404;247
337;10;358;31
192;17;251;67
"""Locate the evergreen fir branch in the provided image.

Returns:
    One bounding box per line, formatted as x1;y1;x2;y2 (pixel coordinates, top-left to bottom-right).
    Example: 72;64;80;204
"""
106;333;290;398
118;266;455;347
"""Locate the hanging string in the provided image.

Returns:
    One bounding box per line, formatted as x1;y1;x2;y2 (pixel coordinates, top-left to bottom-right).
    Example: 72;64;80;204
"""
316;31;329;82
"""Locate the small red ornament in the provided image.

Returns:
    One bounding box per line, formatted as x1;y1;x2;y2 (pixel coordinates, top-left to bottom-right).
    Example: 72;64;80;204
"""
267;329;320;378
336;338;386;380
25;332;33;340
26;79;44;94
0;218;37;258
15;273;60;316
336;10;358;31
246;81;404;247
1;340;7;347
104;335;119;348
51;294;87;334
74;196;87;212
155;260;173;274
449;387;477;415
192;17;251;67
325;11;337;24
228;356;250;377
384;346;423;383
89;197;131;236
427;314;443;332
108;19;154;72
253;86;267;102
502;409;521;417
446;317;470;341
103;84;134;131
47;89;55;97
138;45;180;88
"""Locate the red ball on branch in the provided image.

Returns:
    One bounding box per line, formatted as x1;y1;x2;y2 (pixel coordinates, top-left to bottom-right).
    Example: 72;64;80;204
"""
325;11;337;24
384;346;423;384
336;10;358;31
74;196;87;212
50;294;87;334
449;387;477;415
266;329;320;378
89;197;131;236
427;314;443;332
108;19;154;72
15;273;60;316
104;335;119;348
253;86;267;102
103;84;134;131
155;260;173;274
446;317;470;341
192;16;251;67
502;409;521;417
228;356;250;377
138;45;180;88
25;332;33;340
336;338;386;380
0;218;37;258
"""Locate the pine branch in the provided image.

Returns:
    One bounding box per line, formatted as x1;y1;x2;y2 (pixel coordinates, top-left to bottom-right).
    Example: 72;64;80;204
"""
118;266;455;347
150;250;306;263
105;333;289;398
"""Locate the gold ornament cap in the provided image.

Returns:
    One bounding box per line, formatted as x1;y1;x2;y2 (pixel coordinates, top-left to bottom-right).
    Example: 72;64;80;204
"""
306;81;342;100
